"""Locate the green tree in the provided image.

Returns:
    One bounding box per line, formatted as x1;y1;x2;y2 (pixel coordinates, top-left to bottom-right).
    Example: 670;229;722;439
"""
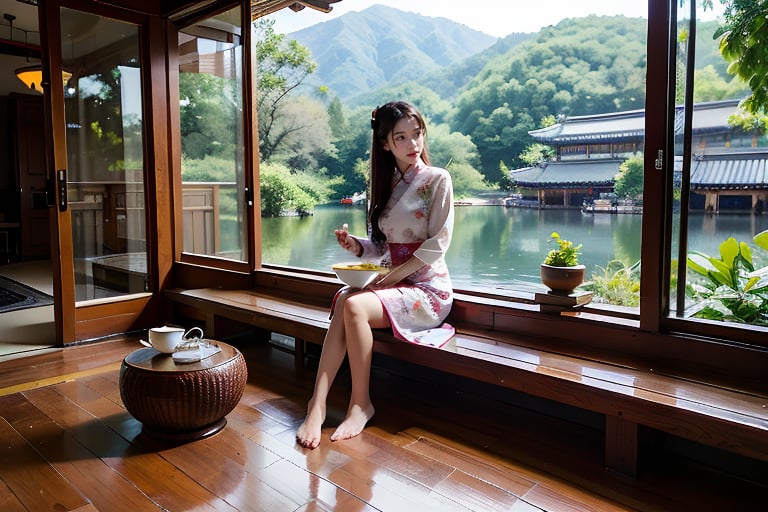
451;16;649;183
270;96;335;171
317;105;371;199
498;161;514;193
77;69;141;176
728;109;768;137
447;162;493;199
425;123;491;198
352;81;453;126
714;0;768;114
519;115;558;167
614;153;644;199
519;143;555;166
427;123;481;170
180;155;235;182
463;103;533;183
255;19;317;161
259;162;341;216
327;97;347;139
179;73;237;159
693;65;749;102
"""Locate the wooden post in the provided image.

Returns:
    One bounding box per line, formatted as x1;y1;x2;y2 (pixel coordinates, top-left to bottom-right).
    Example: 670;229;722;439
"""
295;337;305;369
605;414;639;477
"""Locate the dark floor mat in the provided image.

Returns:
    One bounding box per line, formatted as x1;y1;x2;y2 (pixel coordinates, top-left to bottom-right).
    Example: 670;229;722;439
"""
0;275;53;314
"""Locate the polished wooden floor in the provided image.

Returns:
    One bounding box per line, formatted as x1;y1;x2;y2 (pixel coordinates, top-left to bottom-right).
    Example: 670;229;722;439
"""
0;333;764;511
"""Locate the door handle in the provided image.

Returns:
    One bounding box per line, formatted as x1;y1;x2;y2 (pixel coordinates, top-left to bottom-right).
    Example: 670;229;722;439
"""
57;169;67;211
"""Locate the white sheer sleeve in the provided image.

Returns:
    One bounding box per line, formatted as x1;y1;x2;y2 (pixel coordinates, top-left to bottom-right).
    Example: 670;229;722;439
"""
414;169;453;265
352;234;384;261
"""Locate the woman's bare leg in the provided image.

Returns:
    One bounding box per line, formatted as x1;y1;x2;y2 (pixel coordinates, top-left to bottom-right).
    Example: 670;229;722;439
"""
330;292;389;442
296;289;354;449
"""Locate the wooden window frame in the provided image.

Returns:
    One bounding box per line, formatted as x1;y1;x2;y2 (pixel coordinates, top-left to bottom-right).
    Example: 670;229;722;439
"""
166;0;767;389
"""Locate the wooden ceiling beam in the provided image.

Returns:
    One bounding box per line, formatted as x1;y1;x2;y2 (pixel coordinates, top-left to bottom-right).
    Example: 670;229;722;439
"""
0;38;40;58
251;0;342;20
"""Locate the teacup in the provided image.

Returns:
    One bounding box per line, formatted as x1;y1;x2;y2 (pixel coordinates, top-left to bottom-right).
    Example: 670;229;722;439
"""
145;326;204;354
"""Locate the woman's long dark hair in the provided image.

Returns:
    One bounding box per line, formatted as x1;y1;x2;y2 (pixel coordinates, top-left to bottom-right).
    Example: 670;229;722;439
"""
368;101;430;244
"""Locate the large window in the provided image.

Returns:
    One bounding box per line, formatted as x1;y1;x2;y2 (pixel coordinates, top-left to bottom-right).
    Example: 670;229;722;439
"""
177;5;247;262
183;1;767;346
256;2;654;302
668;0;768;335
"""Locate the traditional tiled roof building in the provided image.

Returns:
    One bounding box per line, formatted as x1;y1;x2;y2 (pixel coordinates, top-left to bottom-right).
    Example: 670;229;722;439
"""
510;99;768;212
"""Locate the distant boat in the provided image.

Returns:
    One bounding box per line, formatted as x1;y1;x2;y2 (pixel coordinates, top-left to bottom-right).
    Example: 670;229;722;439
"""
502;194;524;207
341;192;366;206
581;198;642;214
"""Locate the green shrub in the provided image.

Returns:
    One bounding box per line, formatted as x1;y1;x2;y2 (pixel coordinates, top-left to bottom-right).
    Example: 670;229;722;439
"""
585;259;640;307
686;230;768;325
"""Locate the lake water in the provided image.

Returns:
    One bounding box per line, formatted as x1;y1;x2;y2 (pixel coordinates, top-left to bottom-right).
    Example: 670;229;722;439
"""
261;204;768;293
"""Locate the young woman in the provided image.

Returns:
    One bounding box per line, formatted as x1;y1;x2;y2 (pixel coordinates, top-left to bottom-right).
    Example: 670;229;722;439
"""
296;101;455;449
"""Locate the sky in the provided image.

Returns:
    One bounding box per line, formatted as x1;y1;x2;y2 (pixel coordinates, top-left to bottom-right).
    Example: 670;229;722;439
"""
267;1;723;38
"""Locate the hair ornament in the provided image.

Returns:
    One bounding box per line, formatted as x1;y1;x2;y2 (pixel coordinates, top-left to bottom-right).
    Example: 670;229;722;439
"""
370;106;379;129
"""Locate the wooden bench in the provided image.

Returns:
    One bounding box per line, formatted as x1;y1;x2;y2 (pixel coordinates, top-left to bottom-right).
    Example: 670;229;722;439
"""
165;287;768;477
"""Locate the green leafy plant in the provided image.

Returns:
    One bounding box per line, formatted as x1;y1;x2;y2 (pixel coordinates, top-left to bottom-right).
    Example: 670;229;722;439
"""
584;259;641;306
686;230;768;325
544;232;582;267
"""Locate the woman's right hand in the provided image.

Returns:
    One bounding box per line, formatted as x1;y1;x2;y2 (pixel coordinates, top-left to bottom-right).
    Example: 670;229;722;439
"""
334;223;360;255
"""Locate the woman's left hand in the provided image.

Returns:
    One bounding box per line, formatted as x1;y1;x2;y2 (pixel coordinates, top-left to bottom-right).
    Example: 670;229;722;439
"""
367;257;421;288
368;270;399;288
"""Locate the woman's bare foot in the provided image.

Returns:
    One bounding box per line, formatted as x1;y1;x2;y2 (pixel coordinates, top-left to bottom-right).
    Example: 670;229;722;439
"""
296;403;325;449
330;402;375;442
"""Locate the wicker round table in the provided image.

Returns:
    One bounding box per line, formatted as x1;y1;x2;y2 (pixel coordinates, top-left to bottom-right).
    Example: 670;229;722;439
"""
119;341;247;441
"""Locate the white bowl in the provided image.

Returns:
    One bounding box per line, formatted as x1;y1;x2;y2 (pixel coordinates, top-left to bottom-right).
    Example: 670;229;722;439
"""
332;263;385;288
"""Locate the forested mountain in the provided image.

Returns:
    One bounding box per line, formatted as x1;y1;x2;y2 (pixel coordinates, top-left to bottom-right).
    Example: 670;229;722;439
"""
289;5;499;100
451;15;650;179
419;33;535;102
180;8;747;217
249;9;745;206
445;17;741;180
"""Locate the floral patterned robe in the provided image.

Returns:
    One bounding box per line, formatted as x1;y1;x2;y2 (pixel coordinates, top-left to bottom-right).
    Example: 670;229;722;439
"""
353;159;455;347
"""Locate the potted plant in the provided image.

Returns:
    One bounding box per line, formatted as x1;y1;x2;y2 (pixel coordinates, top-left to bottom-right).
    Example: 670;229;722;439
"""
540;231;585;292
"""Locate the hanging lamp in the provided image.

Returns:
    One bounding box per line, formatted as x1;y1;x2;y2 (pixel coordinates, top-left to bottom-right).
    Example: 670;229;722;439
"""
15;65;73;93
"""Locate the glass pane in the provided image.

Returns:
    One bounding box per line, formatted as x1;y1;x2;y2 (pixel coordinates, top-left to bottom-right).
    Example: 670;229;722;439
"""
62;8;149;301
669;1;768;328
178;6;246;261
668;0;692;316
258;2;647;307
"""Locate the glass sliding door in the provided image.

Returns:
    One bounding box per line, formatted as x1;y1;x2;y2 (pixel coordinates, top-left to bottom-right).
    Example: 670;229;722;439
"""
61;7;150;301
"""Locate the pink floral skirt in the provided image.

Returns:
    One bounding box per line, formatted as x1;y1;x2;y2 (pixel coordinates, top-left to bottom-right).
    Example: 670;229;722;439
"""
330;241;454;349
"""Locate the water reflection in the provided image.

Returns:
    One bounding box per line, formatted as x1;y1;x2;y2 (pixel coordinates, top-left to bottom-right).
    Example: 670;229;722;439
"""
262;205;768;293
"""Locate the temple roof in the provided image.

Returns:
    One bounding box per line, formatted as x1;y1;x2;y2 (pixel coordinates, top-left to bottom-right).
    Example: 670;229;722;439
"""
510;160;620;188
511;151;768;190
530;99;742;145
685;152;768;190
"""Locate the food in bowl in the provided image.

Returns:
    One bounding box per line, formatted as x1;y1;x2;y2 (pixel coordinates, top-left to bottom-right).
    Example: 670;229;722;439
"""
332;263;385;271
332;262;387;288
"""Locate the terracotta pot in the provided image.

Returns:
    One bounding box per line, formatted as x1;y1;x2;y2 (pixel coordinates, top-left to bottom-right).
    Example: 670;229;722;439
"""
540;263;585;292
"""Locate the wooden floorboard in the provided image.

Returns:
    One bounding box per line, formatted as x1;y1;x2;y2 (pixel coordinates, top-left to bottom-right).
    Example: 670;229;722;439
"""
0;334;765;511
